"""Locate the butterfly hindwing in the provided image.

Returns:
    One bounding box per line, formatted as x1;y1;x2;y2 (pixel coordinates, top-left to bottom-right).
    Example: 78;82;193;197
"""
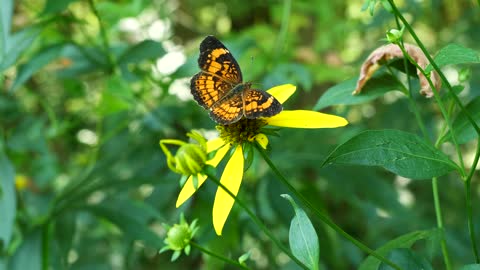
209;93;244;125
191;72;235;109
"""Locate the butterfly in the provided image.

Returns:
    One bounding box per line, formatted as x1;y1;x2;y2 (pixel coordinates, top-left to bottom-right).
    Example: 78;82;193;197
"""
190;35;282;125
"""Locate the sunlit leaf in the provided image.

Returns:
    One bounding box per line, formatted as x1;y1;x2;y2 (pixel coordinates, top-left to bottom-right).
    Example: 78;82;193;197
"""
426;43;480;72
0;25;42;72
323;130;459;179
440;96;480;144
42;0;79;14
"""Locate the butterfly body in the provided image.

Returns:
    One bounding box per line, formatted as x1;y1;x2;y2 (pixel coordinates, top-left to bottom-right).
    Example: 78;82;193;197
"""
190;36;282;125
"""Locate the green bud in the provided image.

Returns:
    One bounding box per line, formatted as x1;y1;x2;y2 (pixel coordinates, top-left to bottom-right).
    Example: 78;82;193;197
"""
386;28;404;44
175;144;207;176
160;214;199;261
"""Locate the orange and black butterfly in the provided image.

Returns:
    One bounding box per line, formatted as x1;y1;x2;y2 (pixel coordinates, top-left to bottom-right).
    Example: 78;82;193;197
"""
190;36;282;125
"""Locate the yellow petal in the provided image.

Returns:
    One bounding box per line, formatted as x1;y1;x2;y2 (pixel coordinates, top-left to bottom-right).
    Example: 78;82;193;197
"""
267;84;296;104
206;143;230;166
212;145;244;235
176;144;231;207
267;110;348;128
254;134;269;149
176;174;208;207
206;137;225;153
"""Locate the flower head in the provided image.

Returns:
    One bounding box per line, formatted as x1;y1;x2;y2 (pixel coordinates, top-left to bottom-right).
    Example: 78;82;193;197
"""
165;84;347;236
160;214;199;261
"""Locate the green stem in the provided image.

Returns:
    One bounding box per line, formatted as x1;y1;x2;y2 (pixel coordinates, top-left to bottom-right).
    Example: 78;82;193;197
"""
464;179;480;263
190;241;251;270
387;0;480;135
395;43;465;173
87;0;117;73
431;177;452;270
385;65;429;140
41;222;52;270
274;0;291;57
204;171;309;270
255;145;402;270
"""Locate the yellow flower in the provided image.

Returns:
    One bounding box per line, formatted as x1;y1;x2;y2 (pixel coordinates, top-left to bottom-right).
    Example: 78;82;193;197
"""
175;84;348;236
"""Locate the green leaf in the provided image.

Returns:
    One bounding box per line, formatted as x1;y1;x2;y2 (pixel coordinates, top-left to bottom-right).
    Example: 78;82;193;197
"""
55;213;76;268
97;76;134;115
10;44;63;92
118;39;166;65
359;229;439;270
9;230;42;270
323;130;459;179
0;25;42;72
426;43;480;73
0;146;16;249
313;73;402;110
460;264;480;270
440;96;480;144
379;248;433;270
282;194;320;270
42;0;79;14
85;197;163;248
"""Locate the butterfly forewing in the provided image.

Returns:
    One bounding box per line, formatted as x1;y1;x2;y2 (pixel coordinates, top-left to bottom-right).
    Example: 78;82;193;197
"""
243;88;282;119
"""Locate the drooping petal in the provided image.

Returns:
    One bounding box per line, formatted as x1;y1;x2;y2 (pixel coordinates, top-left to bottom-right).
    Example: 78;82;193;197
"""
176;174;208;207
254;134;269;149
267;84;296;104
176;144;230;208
206;137;226;153
266;110;348;128
212;145;244;235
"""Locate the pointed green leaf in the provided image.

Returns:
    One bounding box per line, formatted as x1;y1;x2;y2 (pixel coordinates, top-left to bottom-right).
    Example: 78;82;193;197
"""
379;248;433;270
323;130;459;179
426;43;480;73
0;146;15;249
0;0;13;55
440;96;480;144
313;73;402;110
282;194;320;270
97;76;134;115
359;229;439;270
460;264;480;270
10;44;63;92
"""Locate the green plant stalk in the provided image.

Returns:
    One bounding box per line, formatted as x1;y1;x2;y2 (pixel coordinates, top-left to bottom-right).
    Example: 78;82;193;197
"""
41;222;52;270
255;145;402;270
384;65;429;140
388;0;480;263
274;0;291;57
464;179;480;263
190;241;251;270
387;0;480;135
395;43;465;173
87;0;117;74
431;177;452;269
204;171;309;270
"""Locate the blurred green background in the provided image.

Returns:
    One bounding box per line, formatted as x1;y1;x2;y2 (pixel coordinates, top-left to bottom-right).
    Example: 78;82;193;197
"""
1;0;479;269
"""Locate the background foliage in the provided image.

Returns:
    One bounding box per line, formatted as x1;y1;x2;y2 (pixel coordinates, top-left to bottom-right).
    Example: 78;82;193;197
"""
1;0;480;269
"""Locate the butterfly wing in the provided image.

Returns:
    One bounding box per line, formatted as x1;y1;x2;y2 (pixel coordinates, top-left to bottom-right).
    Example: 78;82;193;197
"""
190;36;243;109
243;88;283;120
209;93;244;125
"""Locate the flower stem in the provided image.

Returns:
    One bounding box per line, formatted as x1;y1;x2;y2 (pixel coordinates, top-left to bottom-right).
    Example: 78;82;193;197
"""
465;172;480;262
255;145;402;270
204;171;309;270
431;177;452;270
190;241;252;270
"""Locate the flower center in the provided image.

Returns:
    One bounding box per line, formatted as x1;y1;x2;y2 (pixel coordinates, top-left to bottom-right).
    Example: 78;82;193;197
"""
217;118;267;145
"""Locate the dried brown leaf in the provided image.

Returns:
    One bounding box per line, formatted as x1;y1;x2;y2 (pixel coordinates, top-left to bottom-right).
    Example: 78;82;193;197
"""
354;43;441;98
